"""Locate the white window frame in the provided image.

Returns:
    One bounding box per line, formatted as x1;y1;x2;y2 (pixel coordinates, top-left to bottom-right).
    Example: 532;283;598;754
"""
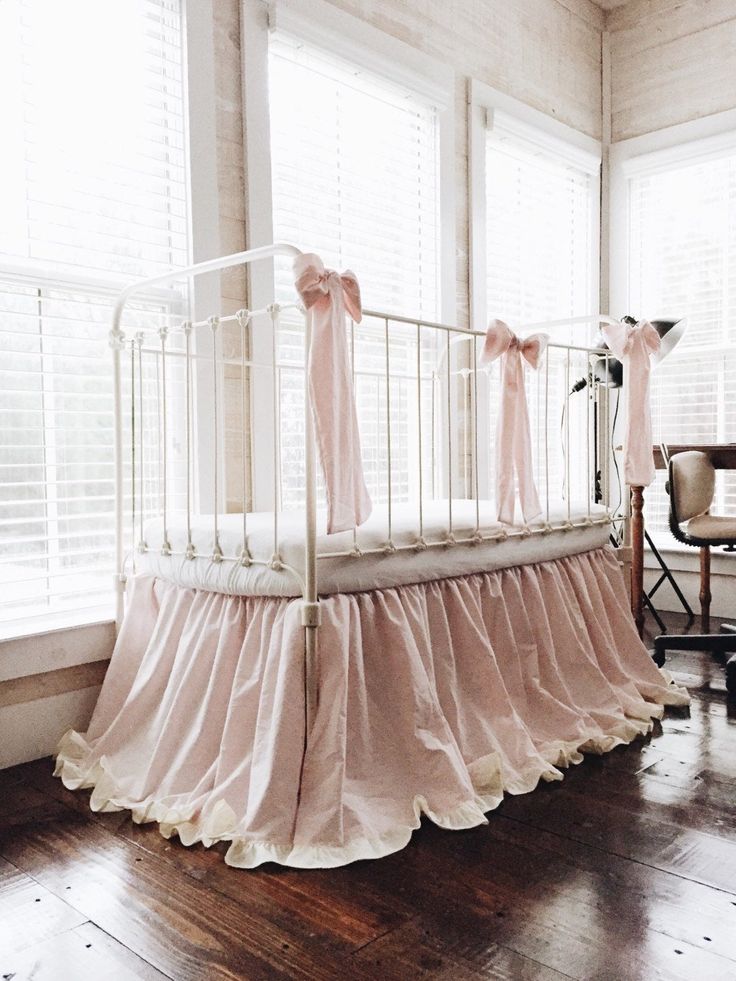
242;0;456;510
468;79;602;496
609;106;736;582
469;78;602;330
0;0;219;641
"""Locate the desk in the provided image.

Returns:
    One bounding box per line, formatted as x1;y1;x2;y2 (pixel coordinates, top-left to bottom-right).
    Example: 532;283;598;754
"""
653;443;736;471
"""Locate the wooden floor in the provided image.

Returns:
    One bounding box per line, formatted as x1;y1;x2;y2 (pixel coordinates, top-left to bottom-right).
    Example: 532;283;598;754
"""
2;614;736;980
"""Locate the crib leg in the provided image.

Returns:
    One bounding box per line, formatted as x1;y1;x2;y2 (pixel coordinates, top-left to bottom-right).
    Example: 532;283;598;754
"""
302;602;321;739
305;626;319;736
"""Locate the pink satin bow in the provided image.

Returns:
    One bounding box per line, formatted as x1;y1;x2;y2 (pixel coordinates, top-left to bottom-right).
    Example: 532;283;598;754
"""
600;319;660;488
294;253;372;534
481;319;549;525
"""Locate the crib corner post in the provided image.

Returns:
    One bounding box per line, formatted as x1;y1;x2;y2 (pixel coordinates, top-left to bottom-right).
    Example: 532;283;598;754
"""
302;601;321;736
303;305;320;738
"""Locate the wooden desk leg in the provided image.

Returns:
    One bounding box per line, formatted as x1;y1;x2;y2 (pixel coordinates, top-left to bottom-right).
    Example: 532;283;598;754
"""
700;545;711;633
631;485;645;638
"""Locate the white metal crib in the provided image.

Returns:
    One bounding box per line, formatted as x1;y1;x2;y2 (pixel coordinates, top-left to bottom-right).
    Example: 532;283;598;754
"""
110;242;623;728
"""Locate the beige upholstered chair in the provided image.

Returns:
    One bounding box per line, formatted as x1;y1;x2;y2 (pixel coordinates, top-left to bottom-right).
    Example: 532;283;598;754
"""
653;450;736;695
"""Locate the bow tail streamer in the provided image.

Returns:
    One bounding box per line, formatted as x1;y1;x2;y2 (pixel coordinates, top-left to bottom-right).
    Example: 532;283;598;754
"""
496;353;543;526
294;253;372;534
483;320;547;526
601;320;660;488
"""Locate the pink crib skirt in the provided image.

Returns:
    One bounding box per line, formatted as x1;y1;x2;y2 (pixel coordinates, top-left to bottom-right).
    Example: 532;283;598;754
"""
55;546;688;868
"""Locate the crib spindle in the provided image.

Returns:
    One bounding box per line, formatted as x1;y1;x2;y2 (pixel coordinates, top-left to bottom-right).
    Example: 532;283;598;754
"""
472;335;480;536
586;351;592;519
446;331;453;540
565;348;571;524
237;309;251;565
545;346;550;525
159;327;171;555
269;304;282;570
209;316;223;563
416;323;424;544
384;317;393;548
136;333;145;551
130;338;136;567
351;317;359;555
183;322;194;560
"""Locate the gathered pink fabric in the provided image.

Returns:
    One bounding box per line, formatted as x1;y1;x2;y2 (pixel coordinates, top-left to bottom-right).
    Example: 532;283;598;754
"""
55;547;688;869
601;319;660;487
481;319;549;524
294;252;371;534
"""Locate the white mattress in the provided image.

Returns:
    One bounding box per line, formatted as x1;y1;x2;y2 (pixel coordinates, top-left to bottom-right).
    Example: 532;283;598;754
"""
135;499;611;597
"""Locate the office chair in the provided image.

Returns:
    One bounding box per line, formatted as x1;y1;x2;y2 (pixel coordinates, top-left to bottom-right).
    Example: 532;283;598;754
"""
652;450;736;696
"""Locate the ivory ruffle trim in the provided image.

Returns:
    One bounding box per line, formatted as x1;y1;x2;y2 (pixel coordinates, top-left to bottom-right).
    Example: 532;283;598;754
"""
54;690;679;870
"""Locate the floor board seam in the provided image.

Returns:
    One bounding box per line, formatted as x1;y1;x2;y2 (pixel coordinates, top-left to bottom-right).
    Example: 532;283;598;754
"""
78;921;177;981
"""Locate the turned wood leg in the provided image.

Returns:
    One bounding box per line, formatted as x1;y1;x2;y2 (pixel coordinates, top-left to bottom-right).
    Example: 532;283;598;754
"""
700;546;711;633
631;485;645;638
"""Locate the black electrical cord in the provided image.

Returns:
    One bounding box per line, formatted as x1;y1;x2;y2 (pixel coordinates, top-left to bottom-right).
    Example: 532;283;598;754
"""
611;389;623;543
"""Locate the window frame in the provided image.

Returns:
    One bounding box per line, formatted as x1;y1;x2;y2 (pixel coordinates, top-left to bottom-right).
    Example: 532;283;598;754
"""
469;78;602;331
609;106;736;572
242;0;457;511
0;0;218;640
468;79;602;497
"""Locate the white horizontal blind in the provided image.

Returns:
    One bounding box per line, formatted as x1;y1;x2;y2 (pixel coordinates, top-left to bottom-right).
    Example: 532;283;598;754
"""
628;152;736;540
268;32;442;510
0;0;188;633
485;120;599;507
485;122;597;328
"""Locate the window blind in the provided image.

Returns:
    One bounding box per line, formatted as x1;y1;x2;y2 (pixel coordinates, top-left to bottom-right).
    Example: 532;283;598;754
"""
485;119;597;328
627;152;736;540
484;117;599;506
0;0;188;633
268;32;442;509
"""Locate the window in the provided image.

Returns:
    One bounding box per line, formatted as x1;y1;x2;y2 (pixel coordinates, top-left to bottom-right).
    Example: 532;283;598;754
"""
0;0;189;633
624;146;736;541
256;15;452;511
484;112;599;327
471;93;601;506
268;32;442;318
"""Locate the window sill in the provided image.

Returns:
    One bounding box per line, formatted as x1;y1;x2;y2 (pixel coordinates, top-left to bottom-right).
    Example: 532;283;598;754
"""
0;606;115;645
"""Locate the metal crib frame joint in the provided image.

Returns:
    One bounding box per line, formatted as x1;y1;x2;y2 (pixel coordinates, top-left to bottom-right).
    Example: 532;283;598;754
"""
301;601;322;628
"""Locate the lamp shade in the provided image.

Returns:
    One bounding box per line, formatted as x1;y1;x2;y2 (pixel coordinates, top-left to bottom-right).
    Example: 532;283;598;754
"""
593;317;687;388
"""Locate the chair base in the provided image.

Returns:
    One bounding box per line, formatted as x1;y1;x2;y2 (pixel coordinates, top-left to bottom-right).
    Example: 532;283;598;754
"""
652;623;736;696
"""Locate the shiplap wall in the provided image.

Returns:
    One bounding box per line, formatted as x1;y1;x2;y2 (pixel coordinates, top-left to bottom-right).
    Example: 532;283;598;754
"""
608;0;736;141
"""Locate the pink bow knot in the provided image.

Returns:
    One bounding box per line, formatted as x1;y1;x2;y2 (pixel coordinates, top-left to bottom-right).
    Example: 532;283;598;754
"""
481;320;548;374
480;319;549;525
293;253;371;534
295;261;362;326
601;319;660;487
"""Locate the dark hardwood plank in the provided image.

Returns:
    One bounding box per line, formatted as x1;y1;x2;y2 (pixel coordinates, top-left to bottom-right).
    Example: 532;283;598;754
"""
499;774;736;892
19;757;130;834
351;919;571;980
330;817;736;979
477;816;736;964
0;815;377;980
554;753;736;844
0;922;170;981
